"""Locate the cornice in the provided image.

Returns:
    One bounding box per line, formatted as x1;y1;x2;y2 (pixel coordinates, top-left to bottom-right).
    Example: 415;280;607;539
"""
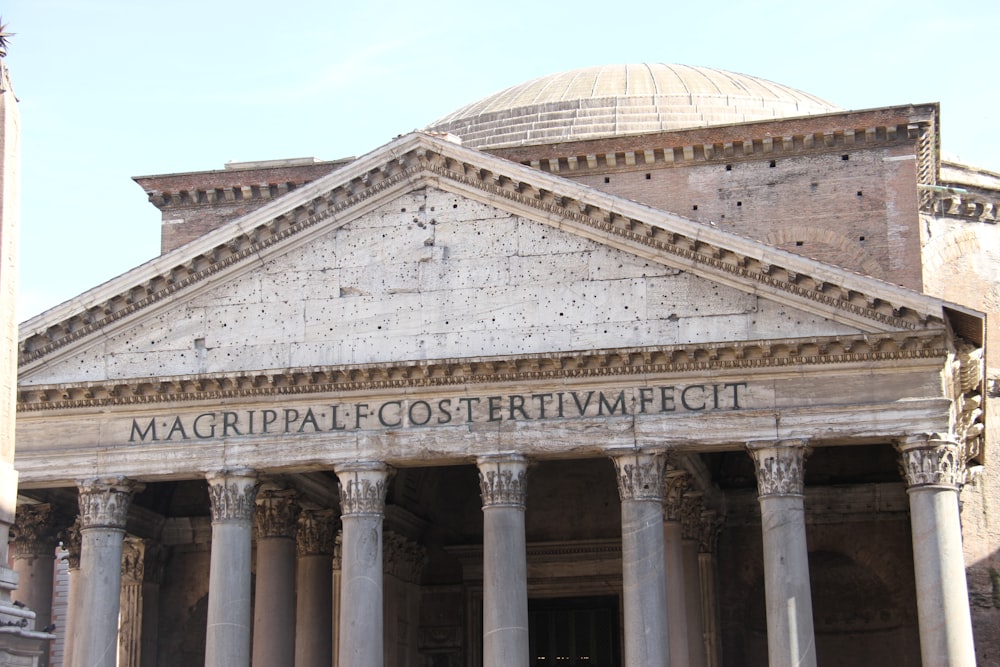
20;133;952;369
16;331;948;412
923;190;1000;225
511;122;925;176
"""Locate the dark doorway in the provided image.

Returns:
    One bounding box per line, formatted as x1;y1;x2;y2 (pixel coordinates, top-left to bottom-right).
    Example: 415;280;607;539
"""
529;596;621;666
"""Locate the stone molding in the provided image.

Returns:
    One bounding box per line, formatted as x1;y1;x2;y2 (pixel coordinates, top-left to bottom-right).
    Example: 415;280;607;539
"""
336;462;391;517
206;471;259;522
17;330;947;412
926;190;1000;224
896;435;966;490
11;503;58;559
19;135;944;368
610;450;668;502
747;440;809;497
477;454;528;508
60;518;82;569
296;509;340;557
121;537;166;585
253;489;301;540
383;531;427;583
77;478;142;530
662;470;691;522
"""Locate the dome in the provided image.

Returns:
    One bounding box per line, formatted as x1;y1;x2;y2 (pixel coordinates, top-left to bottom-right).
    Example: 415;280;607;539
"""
427;63;841;149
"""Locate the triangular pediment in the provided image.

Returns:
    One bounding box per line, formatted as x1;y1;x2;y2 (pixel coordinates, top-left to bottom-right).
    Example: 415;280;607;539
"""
19;132;955;393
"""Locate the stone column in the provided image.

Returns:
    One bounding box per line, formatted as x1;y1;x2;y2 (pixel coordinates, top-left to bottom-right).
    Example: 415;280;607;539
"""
251;488;300;667
73;478;141;667
383;531;427;667
696;510;724;667
335;461;391;667
897;435;976;667
477;454;529;667
118;537;165;667
60;519;81;667
680;493;708;667
662;470;690;667
11;504;58;667
610;450;670;667
747;440;816;667
295;509;339;667
332;531;342;667
205;471;258;667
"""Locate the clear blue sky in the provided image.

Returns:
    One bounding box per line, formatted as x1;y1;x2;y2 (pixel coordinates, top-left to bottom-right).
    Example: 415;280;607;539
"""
5;0;998;319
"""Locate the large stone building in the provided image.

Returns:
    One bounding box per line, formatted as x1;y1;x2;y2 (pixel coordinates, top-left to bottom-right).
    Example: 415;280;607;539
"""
10;64;1000;667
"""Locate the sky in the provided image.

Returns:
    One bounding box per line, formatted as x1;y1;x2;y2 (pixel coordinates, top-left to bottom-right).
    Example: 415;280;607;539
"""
3;0;998;320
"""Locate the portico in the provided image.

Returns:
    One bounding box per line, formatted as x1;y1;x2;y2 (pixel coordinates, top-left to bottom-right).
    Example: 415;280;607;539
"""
11;132;983;666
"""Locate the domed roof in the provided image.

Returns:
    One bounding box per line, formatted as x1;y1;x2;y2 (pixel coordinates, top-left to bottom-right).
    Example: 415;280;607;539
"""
427;63;841;149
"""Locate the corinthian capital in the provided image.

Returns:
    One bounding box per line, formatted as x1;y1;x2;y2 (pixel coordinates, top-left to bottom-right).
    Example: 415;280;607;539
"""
77;478;143;530
60;518;82;569
610;450;667;502
477;454;528;508
747;440;809;497
207;471;259;522
336;462;391;517
254;489;301;539
297;509;340;557
663;470;692;522
11;503;58;559
897;435;965;490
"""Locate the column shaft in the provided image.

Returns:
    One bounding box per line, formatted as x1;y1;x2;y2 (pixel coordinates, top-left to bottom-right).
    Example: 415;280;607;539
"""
72;479;140;667
12;503;58;667
612;451;670;667
748;441;816;667
252;489;300;667
336;462;391;667
663;471;689;667
205;471;258;667
478;454;529;667
295;510;338;667
898;437;976;667
683;540;707;667
61;519;81;667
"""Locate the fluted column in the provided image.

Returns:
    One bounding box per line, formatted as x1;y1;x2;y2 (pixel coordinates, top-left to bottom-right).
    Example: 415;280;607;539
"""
72;478;141;667
611;450;670;667
251;488;300;667
295;509;339;667
696;510;724;667
662;470;690;667
335;461;391;667
747;440;816;667
60;519;81;667
477;454;529;667
118;537;165;667
680;493;708;667
11;503;58;667
897;435;976;667
205;471;258;667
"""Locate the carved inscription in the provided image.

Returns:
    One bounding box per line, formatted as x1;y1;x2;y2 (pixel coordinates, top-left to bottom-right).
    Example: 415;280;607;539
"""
126;382;749;444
